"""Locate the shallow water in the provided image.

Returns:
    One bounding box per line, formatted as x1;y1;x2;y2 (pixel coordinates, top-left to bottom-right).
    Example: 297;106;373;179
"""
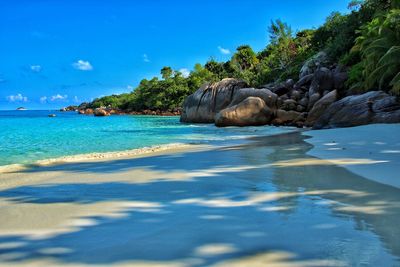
0;110;289;166
0;130;399;266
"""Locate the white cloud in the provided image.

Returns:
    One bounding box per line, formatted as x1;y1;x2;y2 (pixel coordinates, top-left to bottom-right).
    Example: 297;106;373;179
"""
218;46;231;55
72;60;93;71
179;68;190;78
73;96;80;103
127;85;134;91
40;96;47;104
30;65;42;72
6;93;28;103
50;94;68;101
143;54;150;63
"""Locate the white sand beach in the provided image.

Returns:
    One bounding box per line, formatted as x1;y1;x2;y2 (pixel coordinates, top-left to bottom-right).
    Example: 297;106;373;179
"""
0;124;399;266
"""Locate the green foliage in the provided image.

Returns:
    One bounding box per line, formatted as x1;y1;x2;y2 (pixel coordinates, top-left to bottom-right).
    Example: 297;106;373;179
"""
231;45;259;72
187;63;218;92
88;64;219;111
254;22;315;86
312;11;362;61
354;8;400;93
204;59;231;80
346;62;365;93
160;66;173;79
90;94;130;109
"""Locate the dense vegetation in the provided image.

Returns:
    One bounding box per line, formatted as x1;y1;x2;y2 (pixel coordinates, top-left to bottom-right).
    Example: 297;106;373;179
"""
87;0;399;111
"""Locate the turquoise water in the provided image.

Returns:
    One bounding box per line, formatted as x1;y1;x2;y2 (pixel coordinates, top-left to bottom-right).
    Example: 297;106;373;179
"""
0;110;289;166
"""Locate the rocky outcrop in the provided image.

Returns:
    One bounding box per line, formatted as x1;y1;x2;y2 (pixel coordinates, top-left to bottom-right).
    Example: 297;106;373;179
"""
94;108;110;117
180;78;248;123
84;108;93;115
180;58;349;127
313;91;400;129
180;52;400;129
272;110;304;125
263;79;295;96
306;90;338;126
215;97;273;127
229;88;277;108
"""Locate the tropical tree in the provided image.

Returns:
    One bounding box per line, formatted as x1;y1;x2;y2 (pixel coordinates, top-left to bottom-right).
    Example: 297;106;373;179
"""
187;63;217;92
161;66;173;79
231;45;259;72
354;9;400;93
205;59;226;80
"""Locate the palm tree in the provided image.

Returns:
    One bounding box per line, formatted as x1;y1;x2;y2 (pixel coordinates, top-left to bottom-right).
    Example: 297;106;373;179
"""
355;9;400;93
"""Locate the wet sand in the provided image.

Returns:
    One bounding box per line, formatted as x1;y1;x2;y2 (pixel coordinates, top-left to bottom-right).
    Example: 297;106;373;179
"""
0;124;400;266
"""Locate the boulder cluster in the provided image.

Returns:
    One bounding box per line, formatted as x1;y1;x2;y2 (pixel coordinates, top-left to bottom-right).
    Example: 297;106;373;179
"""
181;52;400;129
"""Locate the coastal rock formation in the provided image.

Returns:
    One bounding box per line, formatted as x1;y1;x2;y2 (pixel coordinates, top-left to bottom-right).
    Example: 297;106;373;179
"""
272;110;304;125
180;78;248;123
215;97;273;127
305;90;338;126
85;108;94;115
94;108;110;117
313;91;400;129
177;51;400;129
229;88;277;108
181;59;352;128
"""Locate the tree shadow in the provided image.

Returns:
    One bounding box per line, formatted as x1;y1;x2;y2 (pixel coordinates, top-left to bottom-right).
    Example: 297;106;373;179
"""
0;132;399;266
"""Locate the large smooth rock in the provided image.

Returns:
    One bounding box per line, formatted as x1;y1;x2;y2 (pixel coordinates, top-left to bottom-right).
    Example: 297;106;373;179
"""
180;78;248;123
308;93;321;111
305;90;338;126
272;110;302;125
94;108;110;116
215;97;273;127
313;91;400;129
229;88;277;108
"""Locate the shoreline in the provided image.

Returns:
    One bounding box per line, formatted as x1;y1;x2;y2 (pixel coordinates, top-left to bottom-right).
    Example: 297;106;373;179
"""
0;143;198;174
2;123;399;190
0;125;297;175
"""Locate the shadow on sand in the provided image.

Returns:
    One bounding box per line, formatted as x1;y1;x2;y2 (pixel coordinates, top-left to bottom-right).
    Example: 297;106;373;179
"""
0;132;399;266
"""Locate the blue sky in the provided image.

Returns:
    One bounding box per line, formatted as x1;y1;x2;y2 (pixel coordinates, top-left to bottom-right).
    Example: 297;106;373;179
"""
0;0;350;110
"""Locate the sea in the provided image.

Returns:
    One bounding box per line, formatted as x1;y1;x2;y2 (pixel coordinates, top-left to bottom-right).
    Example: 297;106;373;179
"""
0;110;290;167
